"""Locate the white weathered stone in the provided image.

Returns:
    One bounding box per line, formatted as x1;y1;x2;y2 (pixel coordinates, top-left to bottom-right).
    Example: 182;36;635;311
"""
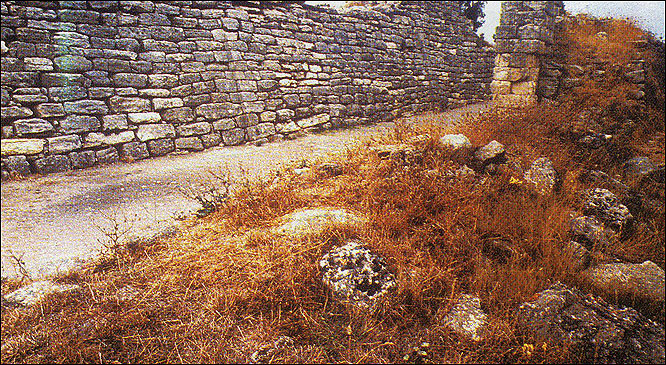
85;131;135;146
295;113;330;128
128;112;162;124
275;207;363;236
584;261;665;304
136;124;176;142
1;138;45;156
439;134;471;150
3;281;79;307
443;294;488;341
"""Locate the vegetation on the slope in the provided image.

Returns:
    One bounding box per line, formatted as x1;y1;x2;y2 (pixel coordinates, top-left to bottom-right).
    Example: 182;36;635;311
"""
1;13;664;364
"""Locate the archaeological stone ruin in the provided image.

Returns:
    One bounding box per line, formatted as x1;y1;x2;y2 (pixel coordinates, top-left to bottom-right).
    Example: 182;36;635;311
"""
1;0;498;178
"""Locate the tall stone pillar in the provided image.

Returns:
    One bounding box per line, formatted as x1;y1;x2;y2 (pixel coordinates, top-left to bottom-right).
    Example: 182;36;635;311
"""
491;1;564;106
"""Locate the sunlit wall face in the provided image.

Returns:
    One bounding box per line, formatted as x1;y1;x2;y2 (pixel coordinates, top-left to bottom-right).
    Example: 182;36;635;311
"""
308;1;665;43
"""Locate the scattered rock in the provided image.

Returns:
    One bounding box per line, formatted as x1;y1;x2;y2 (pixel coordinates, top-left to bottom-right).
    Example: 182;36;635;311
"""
372;144;423;166
517;282;665;364
523;157;559;194
582;170;629;196
474;140;505;165
439;134;472;150
584;260;665;304
402;342;431;363
314;162;343;177
564;241;591;271
319;240;396;306
568;215;615;249
3;281;79;307
275;207;363;236
577;133;611;149
442;294;488;341
250;335;295;364
583;188;633;232
624;156;656;178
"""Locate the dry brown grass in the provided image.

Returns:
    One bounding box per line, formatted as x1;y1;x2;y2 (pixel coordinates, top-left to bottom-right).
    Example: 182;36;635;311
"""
2;13;664;365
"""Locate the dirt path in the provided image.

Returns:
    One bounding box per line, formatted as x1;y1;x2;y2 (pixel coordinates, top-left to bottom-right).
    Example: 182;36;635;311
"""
1;103;488;278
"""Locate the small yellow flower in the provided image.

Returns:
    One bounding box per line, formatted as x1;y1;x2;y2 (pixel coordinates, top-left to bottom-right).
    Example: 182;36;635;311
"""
509;177;523;185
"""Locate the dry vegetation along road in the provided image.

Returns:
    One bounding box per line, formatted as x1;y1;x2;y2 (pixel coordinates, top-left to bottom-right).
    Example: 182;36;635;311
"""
0;103;488;278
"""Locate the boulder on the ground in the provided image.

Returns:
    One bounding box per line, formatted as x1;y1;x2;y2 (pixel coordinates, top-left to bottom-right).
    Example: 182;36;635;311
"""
442;294;488;341
517;282;665;364
578;133;611;149
569;215;616;249
564;241;591;271
440;134;472;164
319;240;396;306
583;260;665;304
3;281;79;307
314;162;343;177
275;207;363;236
523;157;559;194
371;144;423;166
583;188;633;232
474;140;506;166
439;134;472;150
624;156;656;178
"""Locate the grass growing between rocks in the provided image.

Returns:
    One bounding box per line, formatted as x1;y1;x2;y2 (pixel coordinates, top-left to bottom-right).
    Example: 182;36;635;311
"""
2;15;664;365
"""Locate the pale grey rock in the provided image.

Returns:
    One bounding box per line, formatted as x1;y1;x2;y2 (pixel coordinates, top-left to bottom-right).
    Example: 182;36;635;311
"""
3;281;79;307
275;207;363;236
442;294;488;341
517;282;664;364
319;240;396;306
524;157;559;194
584;261;665;304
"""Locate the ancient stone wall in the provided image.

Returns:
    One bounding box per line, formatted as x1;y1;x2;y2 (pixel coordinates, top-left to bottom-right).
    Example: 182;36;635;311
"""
491;1;565;105
0;1;495;178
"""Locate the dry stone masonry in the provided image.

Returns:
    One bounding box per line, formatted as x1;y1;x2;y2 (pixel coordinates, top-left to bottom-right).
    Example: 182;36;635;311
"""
491;1;565;106
1;1;495;178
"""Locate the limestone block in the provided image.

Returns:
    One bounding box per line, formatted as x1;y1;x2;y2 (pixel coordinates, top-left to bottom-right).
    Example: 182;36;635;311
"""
69;150;96;169
490;80;511;95
1;138;45;156
34;154;71;174
120;141;149;160
53;55;93;72
177;122;212;137
96;146;119;165
128;112;161;124
221;128;245;145
85;131;135;147
14;118;54;136
147;138;175;156
511;80;537;95
63;99;109;115
59;115;101;134
296;113;330;128
102;114;129;131
175;136;204;151
47;134;81;154
136;124;176;142
1;106;33;120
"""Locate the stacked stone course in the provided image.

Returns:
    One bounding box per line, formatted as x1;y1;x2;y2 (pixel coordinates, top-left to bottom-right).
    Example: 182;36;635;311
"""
1;1;495;178
491;1;564;105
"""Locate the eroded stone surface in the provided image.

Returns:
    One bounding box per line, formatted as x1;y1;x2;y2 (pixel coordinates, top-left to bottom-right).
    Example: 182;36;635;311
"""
584;260;665;304
3;281;79;307
517;282;665;364
442;294;488;341
275;207;362;236
319;240;396;306
523;157;559;194
583;188;633;231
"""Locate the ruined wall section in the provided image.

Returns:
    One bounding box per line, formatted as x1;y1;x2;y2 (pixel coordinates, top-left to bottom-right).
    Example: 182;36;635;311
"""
0;1;494;178
491;1;565;105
